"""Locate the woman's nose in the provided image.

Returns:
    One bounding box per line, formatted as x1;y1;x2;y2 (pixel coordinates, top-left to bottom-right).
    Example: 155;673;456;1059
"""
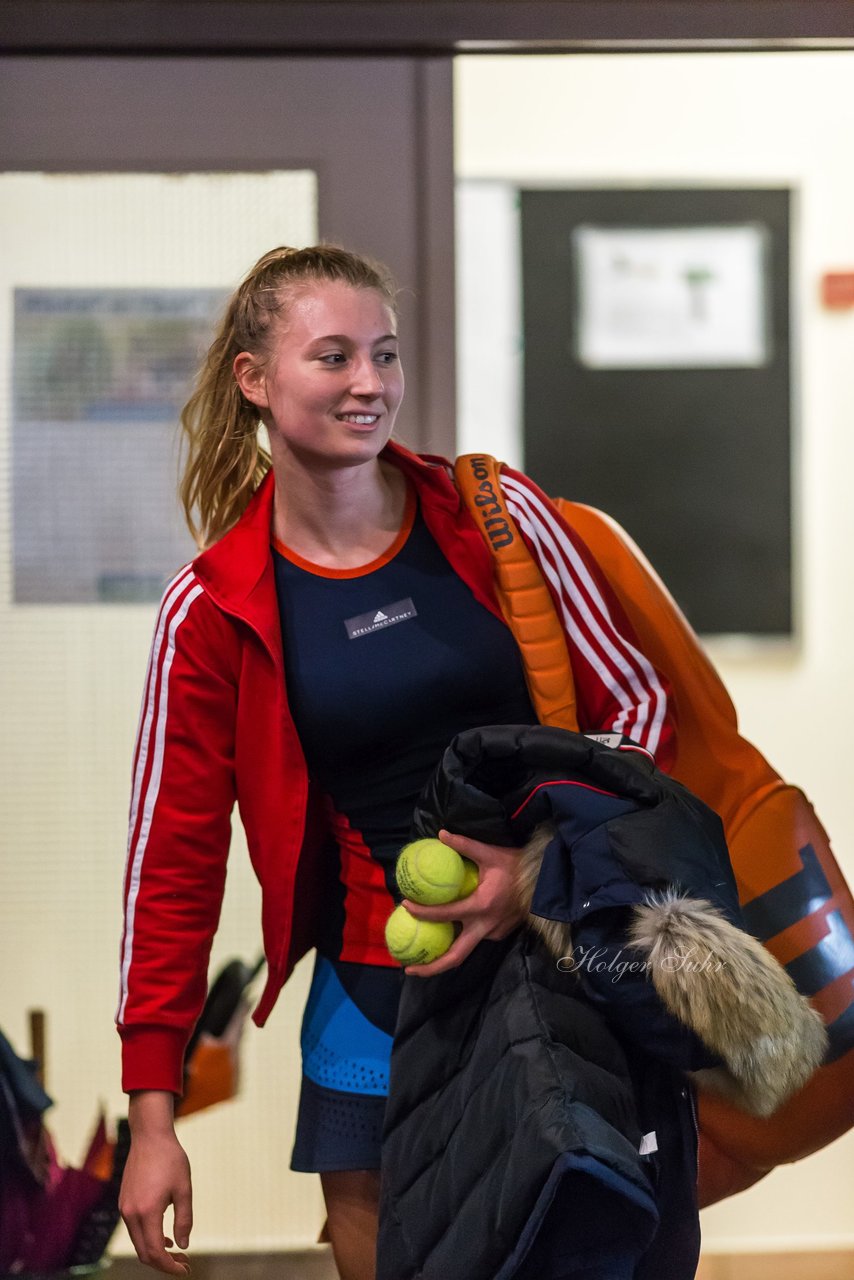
350;356;384;396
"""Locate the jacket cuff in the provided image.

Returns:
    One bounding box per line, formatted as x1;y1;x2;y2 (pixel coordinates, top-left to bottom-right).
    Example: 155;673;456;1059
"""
119;1024;188;1095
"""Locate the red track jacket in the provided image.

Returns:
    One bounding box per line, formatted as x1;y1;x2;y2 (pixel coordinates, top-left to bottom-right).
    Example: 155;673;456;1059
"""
117;443;673;1094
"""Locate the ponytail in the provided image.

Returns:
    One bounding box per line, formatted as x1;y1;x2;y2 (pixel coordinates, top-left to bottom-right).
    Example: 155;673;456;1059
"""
179;309;271;548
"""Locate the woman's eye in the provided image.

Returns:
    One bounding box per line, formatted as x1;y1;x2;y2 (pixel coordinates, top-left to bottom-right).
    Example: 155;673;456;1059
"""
319;352;346;365
377;351;398;365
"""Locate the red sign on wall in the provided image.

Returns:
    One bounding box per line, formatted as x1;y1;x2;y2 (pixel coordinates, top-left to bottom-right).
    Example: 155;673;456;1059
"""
821;272;854;309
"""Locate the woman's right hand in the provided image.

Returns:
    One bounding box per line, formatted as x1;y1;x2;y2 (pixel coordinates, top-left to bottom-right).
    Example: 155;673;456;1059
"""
120;1091;193;1275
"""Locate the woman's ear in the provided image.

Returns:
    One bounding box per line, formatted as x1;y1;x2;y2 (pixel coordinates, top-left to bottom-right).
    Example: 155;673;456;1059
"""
233;351;269;409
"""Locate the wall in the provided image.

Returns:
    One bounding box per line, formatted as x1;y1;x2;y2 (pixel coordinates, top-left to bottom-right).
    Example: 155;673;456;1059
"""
0;171;327;1252
456;50;854;1251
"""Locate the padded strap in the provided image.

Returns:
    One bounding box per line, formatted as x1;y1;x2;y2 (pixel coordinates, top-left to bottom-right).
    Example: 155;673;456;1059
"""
454;454;579;732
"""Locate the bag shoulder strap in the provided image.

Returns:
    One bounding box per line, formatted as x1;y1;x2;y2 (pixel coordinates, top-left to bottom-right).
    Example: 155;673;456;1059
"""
454;453;578;732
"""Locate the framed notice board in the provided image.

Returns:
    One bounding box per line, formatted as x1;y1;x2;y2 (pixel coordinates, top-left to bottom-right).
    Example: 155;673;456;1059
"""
520;187;792;637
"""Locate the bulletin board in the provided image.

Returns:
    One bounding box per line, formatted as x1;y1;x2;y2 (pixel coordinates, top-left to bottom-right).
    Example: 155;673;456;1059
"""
520;187;792;637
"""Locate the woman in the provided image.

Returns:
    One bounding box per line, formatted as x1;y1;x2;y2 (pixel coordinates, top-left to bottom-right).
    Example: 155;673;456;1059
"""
117;245;672;1278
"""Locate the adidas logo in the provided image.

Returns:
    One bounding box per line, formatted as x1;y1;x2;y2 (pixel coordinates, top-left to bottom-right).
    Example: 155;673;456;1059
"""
345;597;416;640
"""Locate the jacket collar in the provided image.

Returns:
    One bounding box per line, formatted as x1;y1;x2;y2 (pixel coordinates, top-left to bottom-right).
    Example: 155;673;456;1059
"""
191;440;461;649
382;439;459;509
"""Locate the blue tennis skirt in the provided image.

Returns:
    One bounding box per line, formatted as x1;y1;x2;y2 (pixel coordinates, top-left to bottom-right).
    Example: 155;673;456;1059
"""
290;954;403;1173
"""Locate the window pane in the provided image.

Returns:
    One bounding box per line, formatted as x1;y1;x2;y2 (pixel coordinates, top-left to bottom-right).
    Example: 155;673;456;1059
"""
0;171;316;1212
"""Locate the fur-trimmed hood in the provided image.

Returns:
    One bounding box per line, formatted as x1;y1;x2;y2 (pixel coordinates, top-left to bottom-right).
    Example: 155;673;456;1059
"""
414;723;827;1118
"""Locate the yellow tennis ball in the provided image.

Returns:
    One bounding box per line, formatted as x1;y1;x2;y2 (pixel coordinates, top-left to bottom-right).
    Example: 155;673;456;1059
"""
385;905;455;966
396;838;465;905
459;857;479;898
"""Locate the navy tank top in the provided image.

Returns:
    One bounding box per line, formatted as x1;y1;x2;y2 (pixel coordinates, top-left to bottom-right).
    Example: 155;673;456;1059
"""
273;486;537;963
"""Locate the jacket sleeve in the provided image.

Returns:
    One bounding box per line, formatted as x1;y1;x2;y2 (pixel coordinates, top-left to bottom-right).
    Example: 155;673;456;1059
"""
117;566;238;1095
500;466;675;767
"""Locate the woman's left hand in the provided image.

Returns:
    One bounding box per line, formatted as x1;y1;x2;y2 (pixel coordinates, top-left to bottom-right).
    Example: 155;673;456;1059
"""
401;828;525;977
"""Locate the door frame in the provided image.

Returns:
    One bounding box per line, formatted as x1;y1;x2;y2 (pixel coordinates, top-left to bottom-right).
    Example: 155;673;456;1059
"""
0;54;455;454
3;2;854;52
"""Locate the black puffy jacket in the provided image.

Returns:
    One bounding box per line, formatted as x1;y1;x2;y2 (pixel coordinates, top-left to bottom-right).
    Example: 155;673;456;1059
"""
378;726;826;1280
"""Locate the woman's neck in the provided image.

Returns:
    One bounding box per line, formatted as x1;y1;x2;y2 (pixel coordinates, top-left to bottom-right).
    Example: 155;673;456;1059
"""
271;454;408;570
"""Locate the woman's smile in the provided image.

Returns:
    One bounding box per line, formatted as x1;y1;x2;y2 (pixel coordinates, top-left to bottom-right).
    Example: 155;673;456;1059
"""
337;411;381;426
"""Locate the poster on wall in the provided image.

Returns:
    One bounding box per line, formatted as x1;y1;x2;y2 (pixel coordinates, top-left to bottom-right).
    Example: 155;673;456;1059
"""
12;288;227;604
574;223;769;369
521;186;791;637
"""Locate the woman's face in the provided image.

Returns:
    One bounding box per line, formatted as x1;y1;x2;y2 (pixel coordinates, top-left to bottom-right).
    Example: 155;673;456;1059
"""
234;280;404;472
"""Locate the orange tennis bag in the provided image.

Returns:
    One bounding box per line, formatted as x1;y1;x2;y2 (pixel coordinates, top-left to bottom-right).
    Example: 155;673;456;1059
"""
455;454;854;1206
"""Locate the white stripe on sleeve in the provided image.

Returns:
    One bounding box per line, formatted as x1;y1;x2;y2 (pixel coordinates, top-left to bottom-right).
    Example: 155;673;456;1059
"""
502;474;666;754
118;573;203;1022
126;566;195;858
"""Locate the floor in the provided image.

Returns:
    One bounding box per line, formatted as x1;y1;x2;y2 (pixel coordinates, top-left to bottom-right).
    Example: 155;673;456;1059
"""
107;1250;338;1279
106;1248;854;1279
696;1253;854;1280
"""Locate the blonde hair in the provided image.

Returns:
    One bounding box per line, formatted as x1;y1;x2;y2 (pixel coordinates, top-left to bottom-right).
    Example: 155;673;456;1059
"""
179;244;398;547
